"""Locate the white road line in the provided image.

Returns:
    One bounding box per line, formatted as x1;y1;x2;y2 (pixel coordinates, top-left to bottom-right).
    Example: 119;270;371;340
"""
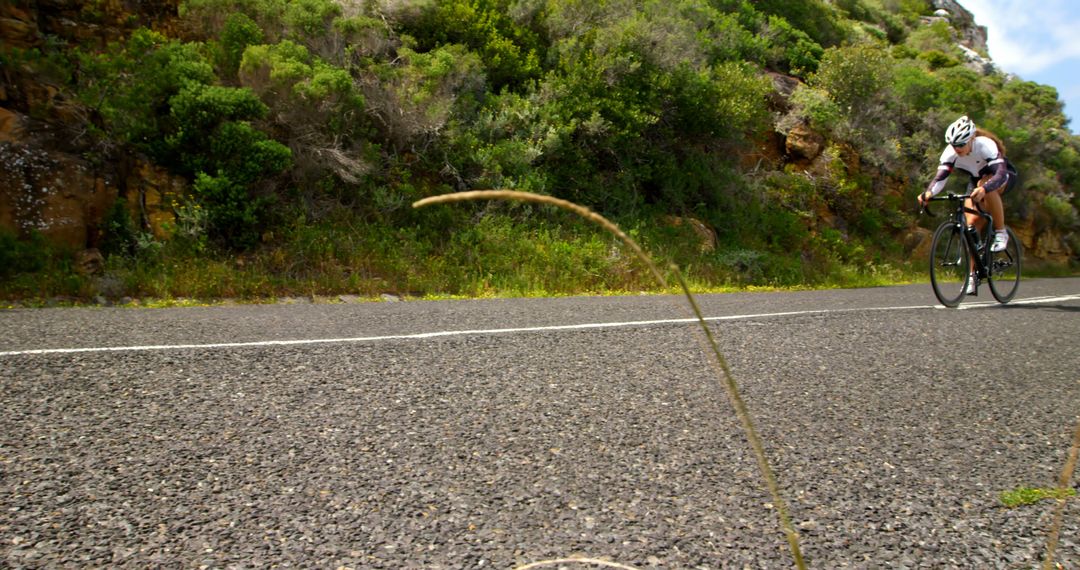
1;295;1077;357
956;294;1080;309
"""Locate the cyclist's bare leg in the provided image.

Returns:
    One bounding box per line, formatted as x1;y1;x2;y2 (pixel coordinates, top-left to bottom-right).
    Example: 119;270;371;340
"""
964;197;985;230
983;189;1005;231
963;195;986;277
972;173;1006;231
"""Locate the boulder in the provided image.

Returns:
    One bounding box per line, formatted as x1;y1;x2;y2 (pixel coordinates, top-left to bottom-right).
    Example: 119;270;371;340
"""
0;4;40;49
1012;218;1073;264
663;215;717;253
931;0;988;52
765;71;802;112
740;129;785;171
903;227;934;260
785;124;825;162
0;107;26;143
0;16;39;49
73;248;104;275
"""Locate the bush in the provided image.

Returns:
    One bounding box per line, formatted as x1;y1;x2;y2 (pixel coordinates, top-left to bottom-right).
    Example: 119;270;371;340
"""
99;198;137;258
76;28;215;148
360;44;485;152
753;0;852;47
403;0;543;91
918;49;958;70
239;40;362;120
804;44;900;158
892;62;941;113
0;229;49;277
933;66;990;117
282;0;341;38
693;9;766;65
218;12;264;76
789;84;843;133
762;15;824;76
811;44;892;115
1043;193;1076;227
192;172;267;248
164;83;281;175
905;19;953;53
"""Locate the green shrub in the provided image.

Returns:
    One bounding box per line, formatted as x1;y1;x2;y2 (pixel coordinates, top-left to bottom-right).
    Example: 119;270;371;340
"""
282;0;341;37
804;44;900;158
892;62;941;113
918;49;958;70
219;12;264;76
180;0;288;40
404;0;543;91
208;122;293;182
192;172;268;248
1043;193;1078;227
790;84;843;133
75;28;215;148
891;44;918;60
99;198;137;258
753;0;852;47
166;85;291;250
360;43;484;153
164;83;279;175
762;15;824;76
239;40;360;114
0;230;50;277
811;44;892;115
694;10;766;64
905;19;953;53
933;66;991;116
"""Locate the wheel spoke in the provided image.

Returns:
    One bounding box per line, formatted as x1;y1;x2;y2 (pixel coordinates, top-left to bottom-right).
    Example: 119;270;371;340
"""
989;228;1021;303
930;223;969;308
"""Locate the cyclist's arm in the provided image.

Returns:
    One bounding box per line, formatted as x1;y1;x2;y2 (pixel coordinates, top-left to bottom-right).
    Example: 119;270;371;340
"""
924;163;953;199
979;158;1009;192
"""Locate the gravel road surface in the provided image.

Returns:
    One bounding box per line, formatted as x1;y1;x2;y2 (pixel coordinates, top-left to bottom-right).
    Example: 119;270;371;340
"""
2;280;1079;568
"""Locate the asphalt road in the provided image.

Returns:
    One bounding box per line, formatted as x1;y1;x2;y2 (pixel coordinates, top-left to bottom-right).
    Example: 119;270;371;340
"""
2;279;1079;568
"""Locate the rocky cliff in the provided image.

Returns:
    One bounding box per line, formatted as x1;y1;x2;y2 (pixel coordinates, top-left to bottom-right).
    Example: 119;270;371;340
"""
0;0;184;251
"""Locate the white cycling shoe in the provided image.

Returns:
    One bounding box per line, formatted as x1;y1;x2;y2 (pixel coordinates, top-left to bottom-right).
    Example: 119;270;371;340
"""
965;273;978;296
991;230;1009;252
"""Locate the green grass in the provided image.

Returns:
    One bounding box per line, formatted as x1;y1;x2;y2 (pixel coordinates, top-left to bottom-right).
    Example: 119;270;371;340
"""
999;486;1077;508
1;213;1070;306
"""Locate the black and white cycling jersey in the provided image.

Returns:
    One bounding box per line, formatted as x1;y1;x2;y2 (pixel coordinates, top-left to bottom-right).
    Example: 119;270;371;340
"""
925;136;1011;197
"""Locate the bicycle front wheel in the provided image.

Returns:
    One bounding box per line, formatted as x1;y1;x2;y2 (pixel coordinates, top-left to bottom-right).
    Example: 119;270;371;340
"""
929;221;970;308
989;227;1021;303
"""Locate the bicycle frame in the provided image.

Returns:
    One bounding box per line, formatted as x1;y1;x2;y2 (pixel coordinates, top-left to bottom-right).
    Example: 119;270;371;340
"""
926;193;994;279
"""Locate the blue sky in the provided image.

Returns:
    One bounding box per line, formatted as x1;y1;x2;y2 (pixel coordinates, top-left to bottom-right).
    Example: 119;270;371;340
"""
960;0;1080;133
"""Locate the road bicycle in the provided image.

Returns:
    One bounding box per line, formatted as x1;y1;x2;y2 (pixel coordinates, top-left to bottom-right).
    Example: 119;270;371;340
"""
921;192;1021;308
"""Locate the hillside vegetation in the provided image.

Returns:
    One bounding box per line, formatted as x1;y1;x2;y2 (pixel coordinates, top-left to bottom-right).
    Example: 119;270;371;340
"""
1;0;1078;302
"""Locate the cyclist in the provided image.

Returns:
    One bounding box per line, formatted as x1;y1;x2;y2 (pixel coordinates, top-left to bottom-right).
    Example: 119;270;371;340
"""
917;116;1017;293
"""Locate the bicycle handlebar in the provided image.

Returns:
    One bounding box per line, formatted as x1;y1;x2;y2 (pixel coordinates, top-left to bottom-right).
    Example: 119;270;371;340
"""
919;192;977;217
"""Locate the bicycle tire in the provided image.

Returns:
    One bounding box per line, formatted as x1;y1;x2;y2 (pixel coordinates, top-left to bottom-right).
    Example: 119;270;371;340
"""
929;221;970;308
989;227;1021;303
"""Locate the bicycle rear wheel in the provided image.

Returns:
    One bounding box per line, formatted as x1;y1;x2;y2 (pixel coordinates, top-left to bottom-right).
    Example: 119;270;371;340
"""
929;221;970;308
989;227;1021;303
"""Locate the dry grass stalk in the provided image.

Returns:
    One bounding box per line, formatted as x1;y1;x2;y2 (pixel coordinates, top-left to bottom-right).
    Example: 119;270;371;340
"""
414;190;806;569
1042;414;1080;570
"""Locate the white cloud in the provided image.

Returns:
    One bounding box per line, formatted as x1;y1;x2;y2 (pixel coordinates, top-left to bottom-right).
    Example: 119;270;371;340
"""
961;0;1080;75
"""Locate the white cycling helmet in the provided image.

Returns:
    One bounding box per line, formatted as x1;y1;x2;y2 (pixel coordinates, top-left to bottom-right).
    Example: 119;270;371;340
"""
945;115;976;146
